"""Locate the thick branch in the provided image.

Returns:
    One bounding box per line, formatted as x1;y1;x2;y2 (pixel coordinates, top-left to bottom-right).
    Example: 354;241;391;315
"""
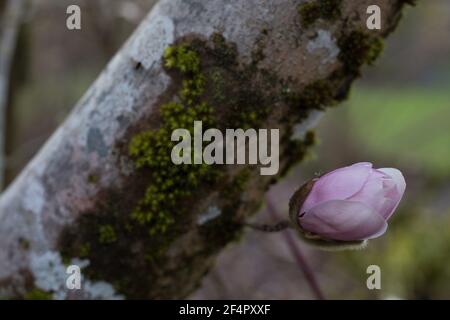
0;0;408;299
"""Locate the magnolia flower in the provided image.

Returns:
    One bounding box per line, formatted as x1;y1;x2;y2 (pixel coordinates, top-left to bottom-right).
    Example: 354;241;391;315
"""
289;162;405;247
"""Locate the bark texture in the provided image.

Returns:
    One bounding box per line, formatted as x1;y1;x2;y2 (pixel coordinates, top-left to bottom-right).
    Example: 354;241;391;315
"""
0;0;410;299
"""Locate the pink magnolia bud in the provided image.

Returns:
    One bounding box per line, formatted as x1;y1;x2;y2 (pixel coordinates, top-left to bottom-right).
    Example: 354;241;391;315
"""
290;162;405;244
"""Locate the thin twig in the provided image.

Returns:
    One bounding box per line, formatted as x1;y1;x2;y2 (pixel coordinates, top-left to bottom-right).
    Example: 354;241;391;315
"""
244;220;292;232
266;195;326;300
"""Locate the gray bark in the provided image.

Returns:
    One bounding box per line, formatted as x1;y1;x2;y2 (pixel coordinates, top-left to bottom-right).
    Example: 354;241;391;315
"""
0;0;408;299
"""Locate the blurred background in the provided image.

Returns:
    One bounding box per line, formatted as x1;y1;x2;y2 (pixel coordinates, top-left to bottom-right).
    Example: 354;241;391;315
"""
1;0;449;299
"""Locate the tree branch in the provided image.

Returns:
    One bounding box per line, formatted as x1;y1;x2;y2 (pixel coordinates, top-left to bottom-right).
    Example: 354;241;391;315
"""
0;0;409;299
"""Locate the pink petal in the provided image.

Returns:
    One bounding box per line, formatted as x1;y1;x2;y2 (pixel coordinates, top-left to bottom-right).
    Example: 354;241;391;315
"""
348;170;386;216
377;168;406;220
301;162;372;213
299;200;388;241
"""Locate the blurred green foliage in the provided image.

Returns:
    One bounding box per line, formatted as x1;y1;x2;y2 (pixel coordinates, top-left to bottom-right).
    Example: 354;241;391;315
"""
347;87;450;177
338;208;450;299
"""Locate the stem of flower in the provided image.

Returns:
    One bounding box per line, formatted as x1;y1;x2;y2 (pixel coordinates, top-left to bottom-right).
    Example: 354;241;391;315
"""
244;220;292;232
266;195;326;300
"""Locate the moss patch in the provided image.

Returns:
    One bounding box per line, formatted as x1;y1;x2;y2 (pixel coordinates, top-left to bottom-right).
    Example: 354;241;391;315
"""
338;29;384;75
128;44;218;237
126;36;279;243
24;288;53;300
87;174;99;184
285;80;336;111
298;0;342;28
99;225;117;244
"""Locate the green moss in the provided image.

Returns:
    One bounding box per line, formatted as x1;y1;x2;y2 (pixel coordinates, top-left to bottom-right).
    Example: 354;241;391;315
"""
209;68;227;103
298;2;322;28
319;0;342;20
129;45;219;236
298;0;342;28
163;45;200;74
24;289;52;300
338;30;384;75
99;225;117;244
62;255;71;266
286;80;336;110
18;237;30;250
79;243;91;257
209;33;238;67
87;174;99;184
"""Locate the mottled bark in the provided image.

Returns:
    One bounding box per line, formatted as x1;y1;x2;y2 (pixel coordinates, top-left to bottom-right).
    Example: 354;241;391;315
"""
0;0;409;299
